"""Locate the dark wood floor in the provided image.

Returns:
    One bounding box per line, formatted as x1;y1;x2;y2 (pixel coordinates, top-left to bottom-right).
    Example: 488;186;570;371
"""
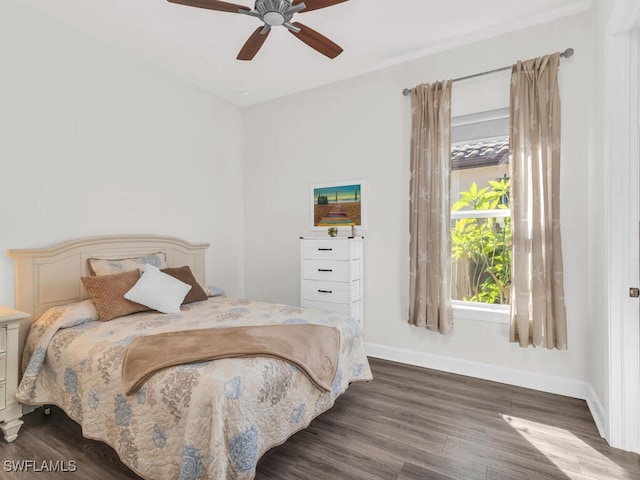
3;358;640;479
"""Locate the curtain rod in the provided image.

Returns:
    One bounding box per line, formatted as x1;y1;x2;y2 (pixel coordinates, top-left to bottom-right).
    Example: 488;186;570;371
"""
402;48;574;96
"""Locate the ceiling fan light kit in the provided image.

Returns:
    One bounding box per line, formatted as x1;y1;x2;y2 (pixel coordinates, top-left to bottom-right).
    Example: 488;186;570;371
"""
167;0;348;60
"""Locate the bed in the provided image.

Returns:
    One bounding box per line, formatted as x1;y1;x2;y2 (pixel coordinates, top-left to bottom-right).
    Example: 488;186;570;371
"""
8;235;372;480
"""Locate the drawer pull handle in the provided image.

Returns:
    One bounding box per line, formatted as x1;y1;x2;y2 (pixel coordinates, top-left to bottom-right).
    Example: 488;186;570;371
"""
318;289;333;294
318;269;333;272
318;248;333;251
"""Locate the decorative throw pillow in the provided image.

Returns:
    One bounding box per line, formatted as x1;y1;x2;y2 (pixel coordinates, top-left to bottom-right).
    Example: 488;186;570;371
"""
81;270;150;322
204;286;227;297
88;252;168;276
161;266;208;304
124;265;192;314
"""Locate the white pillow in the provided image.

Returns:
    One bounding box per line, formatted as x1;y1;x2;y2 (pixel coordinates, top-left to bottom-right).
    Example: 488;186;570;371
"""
124;264;192;314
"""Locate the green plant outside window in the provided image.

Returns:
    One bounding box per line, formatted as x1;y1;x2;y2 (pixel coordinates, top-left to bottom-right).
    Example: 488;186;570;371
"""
451;178;511;305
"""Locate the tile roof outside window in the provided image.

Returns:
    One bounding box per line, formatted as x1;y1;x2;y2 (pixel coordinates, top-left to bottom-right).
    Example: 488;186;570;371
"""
451;138;510;170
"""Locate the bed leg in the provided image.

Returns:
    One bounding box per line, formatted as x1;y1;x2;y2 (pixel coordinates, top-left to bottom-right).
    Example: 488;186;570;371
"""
42;405;51;416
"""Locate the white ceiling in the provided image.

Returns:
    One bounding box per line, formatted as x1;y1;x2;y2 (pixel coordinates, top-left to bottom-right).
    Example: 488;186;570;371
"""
19;0;591;107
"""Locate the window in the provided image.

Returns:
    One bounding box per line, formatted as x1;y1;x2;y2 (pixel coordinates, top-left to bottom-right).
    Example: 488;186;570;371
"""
450;109;511;320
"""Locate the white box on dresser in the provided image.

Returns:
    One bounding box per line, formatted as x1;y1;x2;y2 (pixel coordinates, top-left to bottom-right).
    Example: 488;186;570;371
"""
300;237;364;328
0;307;28;442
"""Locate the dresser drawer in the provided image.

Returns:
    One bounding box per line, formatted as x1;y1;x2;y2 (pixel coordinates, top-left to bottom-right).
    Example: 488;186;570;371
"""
302;280;360;304
303;299;361;320
0;326;5;354
0;383;5;410
0;355;5;382
302;239;356;261
303;259;361;282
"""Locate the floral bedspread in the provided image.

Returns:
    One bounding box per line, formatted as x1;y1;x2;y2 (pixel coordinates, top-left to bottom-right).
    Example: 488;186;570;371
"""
17;297;372;480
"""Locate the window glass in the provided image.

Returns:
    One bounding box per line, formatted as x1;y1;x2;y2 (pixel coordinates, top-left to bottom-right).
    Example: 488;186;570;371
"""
450;109;511;305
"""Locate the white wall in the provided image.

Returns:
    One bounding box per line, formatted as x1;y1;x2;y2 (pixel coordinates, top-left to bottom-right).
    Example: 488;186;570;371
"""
244;13;595;389
0;0;245;307
587;0;618;427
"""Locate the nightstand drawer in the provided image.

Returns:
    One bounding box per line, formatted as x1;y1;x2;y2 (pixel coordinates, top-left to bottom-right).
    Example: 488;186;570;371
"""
302;280;360;304
0;326;5;354
302;240;354;261
303;300;361;320
0;355;5;382
0;383;5;410
303;260;359;282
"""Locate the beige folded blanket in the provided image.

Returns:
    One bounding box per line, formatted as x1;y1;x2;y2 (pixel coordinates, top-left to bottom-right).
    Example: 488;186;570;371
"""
122;324;340;396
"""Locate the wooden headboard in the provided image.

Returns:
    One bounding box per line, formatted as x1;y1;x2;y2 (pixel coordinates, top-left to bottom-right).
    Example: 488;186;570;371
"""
7;234;209;357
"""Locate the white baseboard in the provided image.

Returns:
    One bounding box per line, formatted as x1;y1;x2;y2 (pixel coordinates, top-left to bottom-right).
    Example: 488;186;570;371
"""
365;342;606;438
585;384;606;439
21;404;36;416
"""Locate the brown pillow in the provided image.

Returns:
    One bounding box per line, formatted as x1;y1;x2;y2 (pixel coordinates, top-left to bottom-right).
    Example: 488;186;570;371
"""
81;270;150;321
161;266;208;304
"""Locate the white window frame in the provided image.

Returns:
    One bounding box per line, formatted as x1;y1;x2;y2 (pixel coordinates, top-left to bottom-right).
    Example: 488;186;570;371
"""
451;208;511;324
452;300;509;324
450;109;511;324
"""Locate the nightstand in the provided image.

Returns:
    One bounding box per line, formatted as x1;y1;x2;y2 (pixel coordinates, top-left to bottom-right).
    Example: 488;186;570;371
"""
300;237;364;327
0;307;28;442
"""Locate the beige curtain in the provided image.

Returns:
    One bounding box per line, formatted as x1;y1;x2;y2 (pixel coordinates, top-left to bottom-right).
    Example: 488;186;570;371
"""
409;81;453;334
509;53;567;349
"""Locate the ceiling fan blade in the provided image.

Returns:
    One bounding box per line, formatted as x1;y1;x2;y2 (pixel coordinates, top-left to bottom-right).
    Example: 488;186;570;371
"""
237;27;271;61
167;0;250;13
289;22;343;59
292;0;349;13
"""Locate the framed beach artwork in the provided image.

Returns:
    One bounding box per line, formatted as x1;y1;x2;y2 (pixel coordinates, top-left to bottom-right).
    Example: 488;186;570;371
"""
311;180;366;231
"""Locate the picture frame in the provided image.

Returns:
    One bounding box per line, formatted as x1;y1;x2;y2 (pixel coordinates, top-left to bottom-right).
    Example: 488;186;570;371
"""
310;179;365;231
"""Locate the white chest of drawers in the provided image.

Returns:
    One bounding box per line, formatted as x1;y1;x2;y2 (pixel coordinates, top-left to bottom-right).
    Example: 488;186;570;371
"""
300;237;364;327
0;307;27;442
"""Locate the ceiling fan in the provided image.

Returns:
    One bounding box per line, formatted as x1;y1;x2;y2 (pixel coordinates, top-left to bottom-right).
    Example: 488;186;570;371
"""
167;0;349;60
